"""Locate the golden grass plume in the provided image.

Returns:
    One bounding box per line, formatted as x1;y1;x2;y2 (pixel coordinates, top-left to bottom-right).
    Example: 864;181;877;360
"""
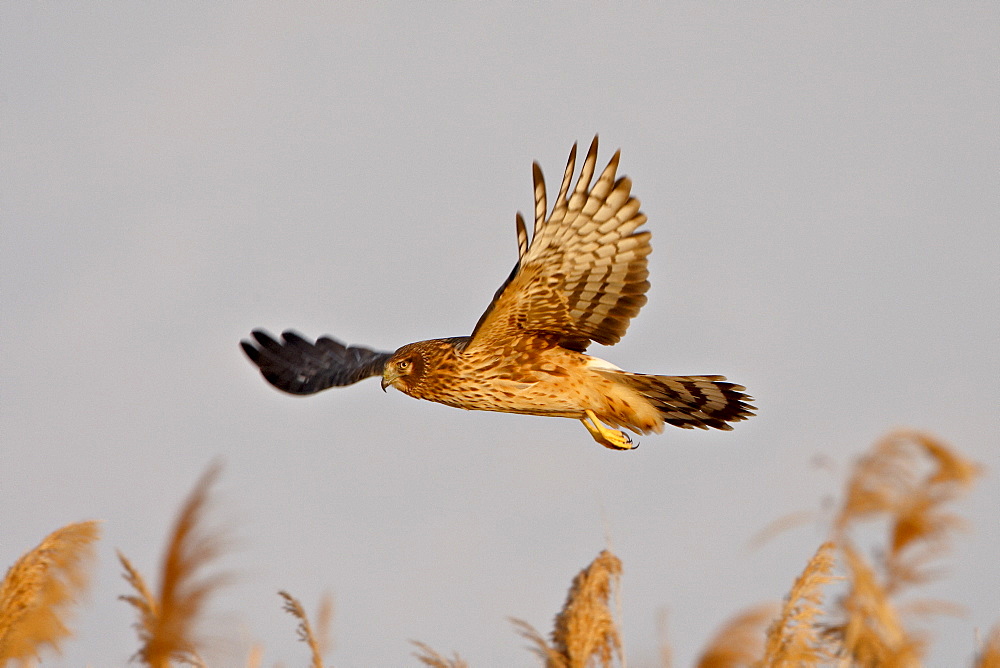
835;430;980;591
279;590;333;668
512;549;623;668
694;430;984;668
827;430;980;666
694;604;777;668
118;463;229;668
755;541;838;667
829;543;924;667
975;625;1000;668
410;639;469;668
4;430;988;666
0;520;100;664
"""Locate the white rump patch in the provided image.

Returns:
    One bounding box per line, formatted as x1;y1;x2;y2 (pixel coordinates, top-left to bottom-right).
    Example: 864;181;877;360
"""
584;356;623;372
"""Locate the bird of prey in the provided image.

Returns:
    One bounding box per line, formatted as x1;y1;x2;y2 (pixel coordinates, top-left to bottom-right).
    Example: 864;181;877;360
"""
242;138;754;450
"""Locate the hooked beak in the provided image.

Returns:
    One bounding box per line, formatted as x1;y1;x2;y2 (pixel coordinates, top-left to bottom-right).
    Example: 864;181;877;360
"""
380;368;397;392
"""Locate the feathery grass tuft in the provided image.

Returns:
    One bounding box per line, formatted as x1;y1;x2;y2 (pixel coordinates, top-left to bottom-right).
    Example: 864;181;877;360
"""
4;430;991;665
756;542;838;666
118;464;228;668
511;617;566;666
827;430;980;665
512;549;623;668
835;430;980;591
0;521;100;663
695;605;777;668
975;625;1000;668
694;430;985;668
831;543;924;666
279;590;332;668
410;639;469;667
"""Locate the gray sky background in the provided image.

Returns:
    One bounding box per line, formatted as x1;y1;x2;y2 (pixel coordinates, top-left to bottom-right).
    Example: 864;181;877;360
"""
3;3;998;666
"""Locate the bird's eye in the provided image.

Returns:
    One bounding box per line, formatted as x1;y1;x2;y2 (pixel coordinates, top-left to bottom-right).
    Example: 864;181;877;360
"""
398;360;410;370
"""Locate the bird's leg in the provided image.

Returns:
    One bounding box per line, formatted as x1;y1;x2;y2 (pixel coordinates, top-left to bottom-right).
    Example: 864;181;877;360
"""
581;410;635;450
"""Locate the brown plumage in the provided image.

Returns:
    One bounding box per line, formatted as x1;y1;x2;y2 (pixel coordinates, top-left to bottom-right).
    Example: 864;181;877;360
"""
242;138;754;449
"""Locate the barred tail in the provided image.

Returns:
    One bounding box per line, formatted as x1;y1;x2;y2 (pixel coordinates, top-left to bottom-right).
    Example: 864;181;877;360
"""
612;373;756;431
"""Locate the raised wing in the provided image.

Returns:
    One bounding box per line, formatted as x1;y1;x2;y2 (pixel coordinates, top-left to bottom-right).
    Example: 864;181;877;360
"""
465;137;651;353
241;330;392;395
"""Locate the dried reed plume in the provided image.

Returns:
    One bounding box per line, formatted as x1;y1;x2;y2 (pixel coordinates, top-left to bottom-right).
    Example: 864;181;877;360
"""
6;430;990;666
827;430;981;666
692;430;985;667
118;464;228;668
834;430;981;592
410;640;469;668
975;625;1000;668
512;549;624;668
0;521;100;664
279;590;332;668
695;605;777;668
756;542;838;666
830;544;923;666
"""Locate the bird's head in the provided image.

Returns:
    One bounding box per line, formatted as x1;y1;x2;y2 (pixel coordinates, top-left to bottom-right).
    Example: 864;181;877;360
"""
381;344;425;393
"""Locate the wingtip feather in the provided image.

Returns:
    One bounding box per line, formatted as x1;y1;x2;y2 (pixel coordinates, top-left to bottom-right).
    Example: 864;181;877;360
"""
515;212;529;258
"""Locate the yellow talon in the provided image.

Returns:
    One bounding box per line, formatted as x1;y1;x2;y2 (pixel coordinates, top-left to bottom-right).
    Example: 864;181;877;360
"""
581;410;635;450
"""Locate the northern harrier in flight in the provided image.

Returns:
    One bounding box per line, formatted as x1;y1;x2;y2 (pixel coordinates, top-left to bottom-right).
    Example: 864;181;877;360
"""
242;138;754;449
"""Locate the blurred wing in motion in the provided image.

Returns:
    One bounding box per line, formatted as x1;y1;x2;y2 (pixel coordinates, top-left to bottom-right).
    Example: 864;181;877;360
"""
241;330;392;395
